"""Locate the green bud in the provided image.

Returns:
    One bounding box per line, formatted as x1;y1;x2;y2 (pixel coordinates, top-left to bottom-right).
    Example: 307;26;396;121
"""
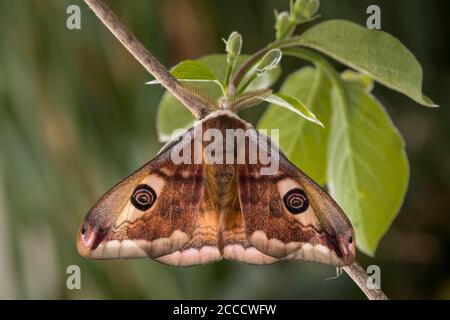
256;49;282;76
225;31;242;64
274;11;291;40
291;0;320;23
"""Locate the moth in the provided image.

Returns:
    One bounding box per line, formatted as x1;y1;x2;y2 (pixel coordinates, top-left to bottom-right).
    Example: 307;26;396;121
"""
77;86;356;267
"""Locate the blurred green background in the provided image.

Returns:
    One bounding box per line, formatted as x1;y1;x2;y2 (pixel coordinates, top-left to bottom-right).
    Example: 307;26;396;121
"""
0;0;449;299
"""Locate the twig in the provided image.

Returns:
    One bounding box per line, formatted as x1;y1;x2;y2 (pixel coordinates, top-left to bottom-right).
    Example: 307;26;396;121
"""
83;0;209;118
343;262;388;300
83;0;388;301
229;47;268;94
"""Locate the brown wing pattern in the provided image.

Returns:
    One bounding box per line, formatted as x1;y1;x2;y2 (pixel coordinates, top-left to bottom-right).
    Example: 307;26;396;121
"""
78;111;355;267
77;127;219;263
235;129;356;267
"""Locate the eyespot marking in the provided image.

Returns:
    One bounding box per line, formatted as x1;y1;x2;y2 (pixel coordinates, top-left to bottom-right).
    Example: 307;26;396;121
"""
131;184;156;211
283;188;309;214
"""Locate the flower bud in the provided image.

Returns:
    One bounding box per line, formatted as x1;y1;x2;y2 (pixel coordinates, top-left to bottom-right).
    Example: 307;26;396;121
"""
256;49;282;76
274;11;291;39
225;31;242;64
291;0;320;23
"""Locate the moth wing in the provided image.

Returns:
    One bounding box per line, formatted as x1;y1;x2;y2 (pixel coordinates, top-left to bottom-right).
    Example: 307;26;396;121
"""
236;130;356;266
77;127;220;265
220;173;279;266
155;189;222;267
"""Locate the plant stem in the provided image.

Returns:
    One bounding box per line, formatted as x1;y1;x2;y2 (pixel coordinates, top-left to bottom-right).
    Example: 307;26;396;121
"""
224;62;234;92
229;47;268;95
237;73;258;94
344;262;388;300
228;37;302;93
83;0;210;119
277;19;297;41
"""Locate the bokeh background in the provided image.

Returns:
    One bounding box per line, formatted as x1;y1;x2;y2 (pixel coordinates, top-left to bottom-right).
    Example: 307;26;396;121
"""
0;0;449;299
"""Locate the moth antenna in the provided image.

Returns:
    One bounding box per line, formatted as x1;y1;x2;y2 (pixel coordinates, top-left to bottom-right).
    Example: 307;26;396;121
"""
177;84;219;117
323;267;344;281
230;88;272;112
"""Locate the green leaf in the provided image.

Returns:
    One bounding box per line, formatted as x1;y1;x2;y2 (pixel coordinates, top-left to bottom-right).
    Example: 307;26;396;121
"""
156;92;196;142
296;20;437;107
258;66;331;185
255;49;283;76
327;77;409;255
156;54;281;141
146;60;219;86
262;93;323;127
170;60;217;81
341;70;374;92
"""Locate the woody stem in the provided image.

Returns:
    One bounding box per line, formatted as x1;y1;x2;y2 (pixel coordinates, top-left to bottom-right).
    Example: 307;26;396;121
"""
343;262;388;300
83;0;209;118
